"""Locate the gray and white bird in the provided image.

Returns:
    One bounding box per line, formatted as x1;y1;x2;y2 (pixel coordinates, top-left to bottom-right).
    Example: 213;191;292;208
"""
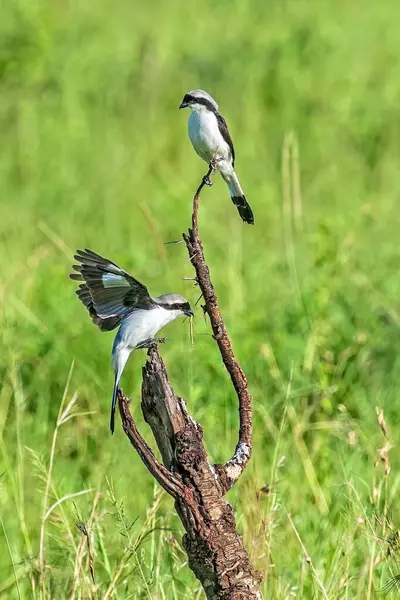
70;249;194;434
179;89;254;224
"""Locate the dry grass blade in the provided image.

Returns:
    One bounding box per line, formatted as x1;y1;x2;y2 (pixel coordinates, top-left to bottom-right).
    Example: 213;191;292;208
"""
71;491;101;599
0;515;22;600
38;361;87;587
287;513;329;600
189;315;194;347
43;489;95;522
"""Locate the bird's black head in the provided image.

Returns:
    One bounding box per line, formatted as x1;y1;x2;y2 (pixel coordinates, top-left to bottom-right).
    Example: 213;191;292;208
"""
179;93;195;109
181;301;195;317
179;89;218;112
156;294;194;317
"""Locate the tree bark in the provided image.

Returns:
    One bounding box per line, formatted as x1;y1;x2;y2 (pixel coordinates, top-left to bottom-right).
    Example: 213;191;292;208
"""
119;350;262;599
118;164;263;598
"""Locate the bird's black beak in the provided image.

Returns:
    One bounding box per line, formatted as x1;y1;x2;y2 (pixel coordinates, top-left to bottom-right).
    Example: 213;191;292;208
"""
185;308;194;317
179;101;188;109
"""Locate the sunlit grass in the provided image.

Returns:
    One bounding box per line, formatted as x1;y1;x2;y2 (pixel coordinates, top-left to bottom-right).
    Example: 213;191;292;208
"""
1;0;400;597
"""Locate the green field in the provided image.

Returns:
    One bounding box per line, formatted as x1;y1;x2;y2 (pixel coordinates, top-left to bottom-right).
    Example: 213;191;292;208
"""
2;0;400;597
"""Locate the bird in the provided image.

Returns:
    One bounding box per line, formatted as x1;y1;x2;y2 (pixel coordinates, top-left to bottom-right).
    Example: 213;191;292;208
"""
179;89;254;224
70;249;194;434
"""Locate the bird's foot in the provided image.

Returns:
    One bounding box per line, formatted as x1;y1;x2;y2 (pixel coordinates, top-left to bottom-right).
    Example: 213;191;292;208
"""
137;338;158;350
210;156;222;173
203;174;213;187
138;337;168;349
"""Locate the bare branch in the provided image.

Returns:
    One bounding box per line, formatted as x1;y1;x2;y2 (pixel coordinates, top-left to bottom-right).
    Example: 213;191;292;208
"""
118;390;186;500
183;165;253;492
117;169;261;597
139;347;262;599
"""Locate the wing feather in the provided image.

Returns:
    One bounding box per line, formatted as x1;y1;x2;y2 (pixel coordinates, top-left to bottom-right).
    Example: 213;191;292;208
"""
70;249;154;331
216;113;235;167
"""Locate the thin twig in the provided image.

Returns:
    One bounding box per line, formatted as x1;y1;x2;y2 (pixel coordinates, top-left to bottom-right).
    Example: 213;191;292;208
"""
192;164;213;231
183;165;253;492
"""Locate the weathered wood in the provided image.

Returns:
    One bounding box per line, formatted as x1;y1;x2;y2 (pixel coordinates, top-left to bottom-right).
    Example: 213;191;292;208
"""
119;349;262;599
118;165;262;598
183;164;253;493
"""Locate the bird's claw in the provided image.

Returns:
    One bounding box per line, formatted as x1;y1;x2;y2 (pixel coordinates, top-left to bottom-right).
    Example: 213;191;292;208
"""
138;337;168;350
210;157;222;174
203;175;213;187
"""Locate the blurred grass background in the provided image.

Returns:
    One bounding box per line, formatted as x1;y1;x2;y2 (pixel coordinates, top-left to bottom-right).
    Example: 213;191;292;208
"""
1;0;400;597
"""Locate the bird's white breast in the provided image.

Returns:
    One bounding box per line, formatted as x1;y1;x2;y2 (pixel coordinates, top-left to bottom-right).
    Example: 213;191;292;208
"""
116;307;180;350
188;109;230;163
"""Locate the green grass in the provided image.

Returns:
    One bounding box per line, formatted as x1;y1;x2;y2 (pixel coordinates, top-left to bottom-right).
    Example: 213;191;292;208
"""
1;0;400;597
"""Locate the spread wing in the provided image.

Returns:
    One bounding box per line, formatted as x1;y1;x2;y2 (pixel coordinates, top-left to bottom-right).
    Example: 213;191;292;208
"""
70;249;154;331
216;113;235;167
73;283;123;331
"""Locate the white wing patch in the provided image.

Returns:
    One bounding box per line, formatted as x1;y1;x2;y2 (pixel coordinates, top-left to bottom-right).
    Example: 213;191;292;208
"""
102;273;130;288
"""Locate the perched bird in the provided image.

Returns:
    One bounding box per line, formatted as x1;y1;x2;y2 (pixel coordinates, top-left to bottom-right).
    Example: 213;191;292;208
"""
70;249;194;434
179;89;254;224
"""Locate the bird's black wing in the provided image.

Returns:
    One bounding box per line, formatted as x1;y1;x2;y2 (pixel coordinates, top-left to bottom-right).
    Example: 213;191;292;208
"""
70;249;154;330
216;113;235;167
74;283;123;331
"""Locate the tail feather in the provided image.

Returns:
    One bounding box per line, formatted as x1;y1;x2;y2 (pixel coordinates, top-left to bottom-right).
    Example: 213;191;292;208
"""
231;196;254;224
110;373;119;435
222;170;254;225
111;345;131;434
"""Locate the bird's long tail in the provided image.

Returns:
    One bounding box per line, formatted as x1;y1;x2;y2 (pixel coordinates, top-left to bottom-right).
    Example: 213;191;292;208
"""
110;345;130;435
110;372;119;435
222;170;254;224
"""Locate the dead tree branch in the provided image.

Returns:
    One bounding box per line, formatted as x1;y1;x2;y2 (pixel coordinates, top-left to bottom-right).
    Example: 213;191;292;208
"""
118;167;261;598
183;163;253;493
118;391;187;501
119;349;262;599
